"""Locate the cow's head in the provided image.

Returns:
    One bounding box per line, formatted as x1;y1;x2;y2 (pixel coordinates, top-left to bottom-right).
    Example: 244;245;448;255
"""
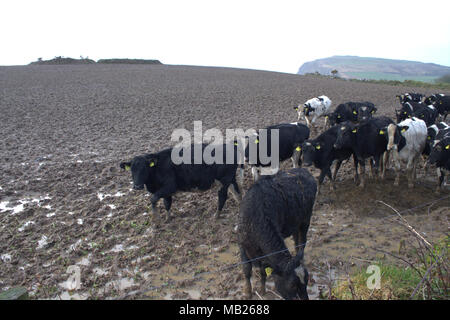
334;122;357;149
358;104;377;122
120;155;157;190
429;137;450;165
271;249;309;300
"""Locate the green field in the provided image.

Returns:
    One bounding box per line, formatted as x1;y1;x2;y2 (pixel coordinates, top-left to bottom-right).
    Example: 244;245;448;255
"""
345;72;439;83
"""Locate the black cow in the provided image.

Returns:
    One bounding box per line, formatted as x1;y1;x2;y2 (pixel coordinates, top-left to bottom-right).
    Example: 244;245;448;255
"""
413;104;439;126
238;168;316;300
334;116;394;187
301;125;358;192
245;122;310;181
120;143;242;221
424;94;450;121
328;101;376;125
396;93;424;103
356;103;377;122
428;136;450;193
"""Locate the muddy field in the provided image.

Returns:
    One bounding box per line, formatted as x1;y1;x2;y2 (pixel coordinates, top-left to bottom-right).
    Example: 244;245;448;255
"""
0;64;449;300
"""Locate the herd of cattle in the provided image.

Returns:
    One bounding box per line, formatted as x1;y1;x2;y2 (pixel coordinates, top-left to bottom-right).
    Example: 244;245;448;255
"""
119;92;449;300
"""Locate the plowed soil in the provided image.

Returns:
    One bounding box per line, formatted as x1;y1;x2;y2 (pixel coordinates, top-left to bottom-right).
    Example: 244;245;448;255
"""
0;64;448;300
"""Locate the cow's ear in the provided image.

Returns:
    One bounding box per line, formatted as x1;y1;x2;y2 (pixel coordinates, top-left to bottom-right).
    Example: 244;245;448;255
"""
148;158;157;168
120;162;131;171
400;126;409;133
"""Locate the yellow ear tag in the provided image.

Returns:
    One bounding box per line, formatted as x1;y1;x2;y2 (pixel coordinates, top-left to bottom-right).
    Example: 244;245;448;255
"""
234;142;238;146
296;146;301;151
352;129;357;133
371;110;375;114
379;130;384;135
446;145;450;150
337;115;341;118
401;128;406;133
427;136;431;140
265;267;273;276
353;110;357;115
255;139;259;144
149;162;155;167
125;165;131;171
315;145;321;150
325;115;329;119
295;107;299;111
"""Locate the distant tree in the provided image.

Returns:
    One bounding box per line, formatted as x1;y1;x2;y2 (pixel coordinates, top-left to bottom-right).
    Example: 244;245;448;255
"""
38;57;42;62
331;69;339;77
436;73;450;84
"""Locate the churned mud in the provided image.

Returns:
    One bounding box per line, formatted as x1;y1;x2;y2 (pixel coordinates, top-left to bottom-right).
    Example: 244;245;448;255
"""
0;64;448;299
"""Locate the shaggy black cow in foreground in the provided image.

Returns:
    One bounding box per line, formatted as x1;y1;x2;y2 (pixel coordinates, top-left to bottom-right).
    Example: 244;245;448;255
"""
238;168;317;300
120;143;242;221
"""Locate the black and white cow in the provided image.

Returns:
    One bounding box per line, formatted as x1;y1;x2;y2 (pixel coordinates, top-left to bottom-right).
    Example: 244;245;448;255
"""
424;94;450;121
412;104;439;126
120;143;242;221
301;125;358;192
428;136;450;193
424;122;450;156
386;117;427;188
245;122;310;181
334;116;394;187
294;95;332;128
396;93;424;103
395;101;424;123
238;168;316;300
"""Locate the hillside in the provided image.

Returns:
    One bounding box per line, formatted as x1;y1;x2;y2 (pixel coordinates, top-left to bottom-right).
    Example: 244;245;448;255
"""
297;55;450;83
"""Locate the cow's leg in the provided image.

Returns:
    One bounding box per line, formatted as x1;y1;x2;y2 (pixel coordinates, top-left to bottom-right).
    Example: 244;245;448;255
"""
150;197;160;223
391;149;401;186
291;150;301;168
163;196;173;222
373;155;381;180
436;168;445;193
230;180;242;204
352;154;360;184
305;115;311;128
326;167;335;191
332;159;343;181
296;222;309;254
251;166;259;182
368;158;375;179
358;160;366;188
381;151;389;180
316;169;327;194
406;158;415;188
215;184;229;219
240;248;253;299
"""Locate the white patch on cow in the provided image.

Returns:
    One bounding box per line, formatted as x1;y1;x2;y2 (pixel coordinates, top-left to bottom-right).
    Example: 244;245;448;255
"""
427;105;435;110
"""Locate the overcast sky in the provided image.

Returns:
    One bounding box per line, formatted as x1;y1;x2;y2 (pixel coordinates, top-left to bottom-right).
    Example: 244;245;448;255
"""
1;0;450;73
